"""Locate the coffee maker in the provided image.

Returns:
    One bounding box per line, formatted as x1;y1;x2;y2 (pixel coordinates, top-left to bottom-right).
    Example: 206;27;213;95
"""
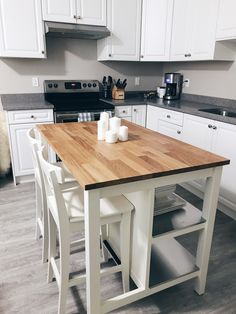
164;73;183;100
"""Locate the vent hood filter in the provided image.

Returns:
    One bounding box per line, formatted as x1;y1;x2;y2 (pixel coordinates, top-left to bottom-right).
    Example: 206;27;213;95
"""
45;22;110;40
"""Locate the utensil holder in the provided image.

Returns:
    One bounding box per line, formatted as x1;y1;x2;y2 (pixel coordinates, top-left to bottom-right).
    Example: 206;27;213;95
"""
112;87;125;100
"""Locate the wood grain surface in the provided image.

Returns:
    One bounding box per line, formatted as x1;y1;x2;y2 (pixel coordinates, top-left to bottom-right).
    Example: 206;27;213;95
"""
37;121;230;190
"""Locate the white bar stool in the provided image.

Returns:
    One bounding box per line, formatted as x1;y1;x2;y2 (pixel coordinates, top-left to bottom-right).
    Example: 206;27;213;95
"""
27;128;78;262
38;146;134;314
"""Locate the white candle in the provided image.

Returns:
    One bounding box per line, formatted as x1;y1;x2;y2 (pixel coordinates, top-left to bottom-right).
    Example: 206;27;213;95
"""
105;130;118;144
97;120;106;140
118;126;128;141
109;117;121;133
100;112;109;131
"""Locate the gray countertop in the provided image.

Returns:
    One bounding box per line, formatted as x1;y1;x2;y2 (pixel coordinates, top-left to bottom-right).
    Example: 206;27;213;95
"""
101;94;236;126
1;92;236;126
0;93;54;111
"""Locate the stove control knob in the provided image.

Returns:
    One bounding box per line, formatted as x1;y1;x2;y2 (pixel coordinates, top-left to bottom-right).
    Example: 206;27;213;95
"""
88;83;92;88
83;83;87;88
48;83;53;88
93;83;97;88
54;83;58;88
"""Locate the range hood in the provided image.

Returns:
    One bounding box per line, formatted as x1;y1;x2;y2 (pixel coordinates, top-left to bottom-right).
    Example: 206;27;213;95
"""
45;22;110;40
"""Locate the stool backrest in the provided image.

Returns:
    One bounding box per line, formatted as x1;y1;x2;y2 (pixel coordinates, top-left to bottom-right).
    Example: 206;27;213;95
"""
38;146;69;227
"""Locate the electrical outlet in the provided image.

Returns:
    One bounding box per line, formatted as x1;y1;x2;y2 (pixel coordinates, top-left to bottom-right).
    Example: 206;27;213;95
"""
184;78;190;88
135;77;140;86
32;77;39;87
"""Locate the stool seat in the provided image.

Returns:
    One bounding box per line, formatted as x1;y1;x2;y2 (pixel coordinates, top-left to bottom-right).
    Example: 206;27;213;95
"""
48;186;133;224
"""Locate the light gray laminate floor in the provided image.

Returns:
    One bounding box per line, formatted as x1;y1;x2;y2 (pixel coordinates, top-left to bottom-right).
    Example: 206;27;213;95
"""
0;176;236;314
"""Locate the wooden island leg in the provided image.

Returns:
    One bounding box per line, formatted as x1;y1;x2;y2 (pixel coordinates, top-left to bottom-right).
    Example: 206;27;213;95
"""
84;190;101;314
195;166;223;295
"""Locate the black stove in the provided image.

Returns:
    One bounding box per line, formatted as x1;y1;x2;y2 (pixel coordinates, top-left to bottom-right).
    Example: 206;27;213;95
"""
44;80;114;123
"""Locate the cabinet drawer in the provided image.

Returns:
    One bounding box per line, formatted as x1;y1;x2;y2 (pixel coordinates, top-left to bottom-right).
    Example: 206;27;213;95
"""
158;120;183;140
115;106;132;117
159;109;183;126
8;109;54;124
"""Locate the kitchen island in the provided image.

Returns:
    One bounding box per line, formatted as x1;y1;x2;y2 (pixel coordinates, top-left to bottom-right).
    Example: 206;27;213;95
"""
37;121;229;314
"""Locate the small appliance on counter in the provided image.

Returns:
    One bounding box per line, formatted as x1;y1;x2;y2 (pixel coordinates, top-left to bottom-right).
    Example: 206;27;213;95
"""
164;73;183;100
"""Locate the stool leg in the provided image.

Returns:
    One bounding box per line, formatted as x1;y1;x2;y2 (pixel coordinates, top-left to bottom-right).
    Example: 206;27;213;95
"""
58;231;70;314
35;181;41;240
120;213;131;293
42;201;49;263
47;210;57;283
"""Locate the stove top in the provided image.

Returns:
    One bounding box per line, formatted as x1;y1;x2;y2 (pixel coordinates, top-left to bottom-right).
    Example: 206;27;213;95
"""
44;79;114;112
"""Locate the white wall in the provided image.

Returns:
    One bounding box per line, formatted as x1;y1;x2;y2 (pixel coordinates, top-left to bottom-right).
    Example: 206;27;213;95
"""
163;60;236;100
0;38;163;94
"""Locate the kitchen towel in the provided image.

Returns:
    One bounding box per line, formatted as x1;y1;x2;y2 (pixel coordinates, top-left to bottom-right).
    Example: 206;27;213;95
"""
78;112;94;122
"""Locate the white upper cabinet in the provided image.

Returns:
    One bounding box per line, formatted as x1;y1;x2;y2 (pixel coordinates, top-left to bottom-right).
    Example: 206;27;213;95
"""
140;0;173;61
42;0;106;26
77;0;106;26
0;0;46;58
170;0;235;61
42;0;76;23
216;0;236;40
97;0;142;61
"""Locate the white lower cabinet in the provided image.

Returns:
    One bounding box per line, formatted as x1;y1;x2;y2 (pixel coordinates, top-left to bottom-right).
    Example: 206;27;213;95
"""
146;105;159;132
182;114;236;216
115;105;146;127
7;109;54;184
146;107;236;217
146;105;183;139
131;105;146;127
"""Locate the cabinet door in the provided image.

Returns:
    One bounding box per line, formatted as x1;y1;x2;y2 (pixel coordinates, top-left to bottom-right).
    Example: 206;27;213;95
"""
9;122;55;178
132;105;146;127
182;114;213;190
212;121;236;205
42;0;76;23
158;120;182;140
99;0;142;61
182;114;213;150
76;0;106;26
146;105;159;131
140;0;173;61
170;0;193;61
9;123;37;176
0;0;46;58
216;0;236;40
190;0;218;60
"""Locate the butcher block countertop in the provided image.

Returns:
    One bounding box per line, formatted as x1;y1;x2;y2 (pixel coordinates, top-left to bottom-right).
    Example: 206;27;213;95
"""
37;121;230;190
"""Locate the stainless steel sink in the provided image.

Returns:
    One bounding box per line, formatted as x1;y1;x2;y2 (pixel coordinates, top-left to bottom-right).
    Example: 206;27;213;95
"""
198;108;236;118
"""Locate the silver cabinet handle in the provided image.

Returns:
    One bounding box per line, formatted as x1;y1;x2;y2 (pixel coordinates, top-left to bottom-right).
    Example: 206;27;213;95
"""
108;54;112;57
208;124;212;128
41;51;45;54
73;15;77;19
177;130;181;134
166;114;171;118
184;53;191;57
213;125;217;130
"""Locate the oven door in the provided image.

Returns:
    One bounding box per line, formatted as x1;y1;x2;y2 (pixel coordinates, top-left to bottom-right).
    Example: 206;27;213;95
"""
55;113;80;123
